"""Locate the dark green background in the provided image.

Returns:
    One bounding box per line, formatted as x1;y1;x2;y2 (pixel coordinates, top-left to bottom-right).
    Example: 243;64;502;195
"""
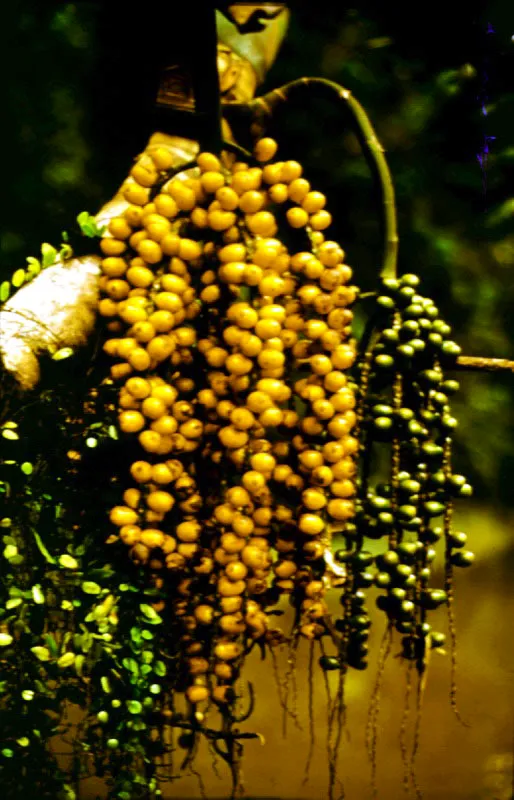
1;1;514;503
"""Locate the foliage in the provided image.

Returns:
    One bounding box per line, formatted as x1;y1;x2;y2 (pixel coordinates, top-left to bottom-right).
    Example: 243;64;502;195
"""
0;347;170;798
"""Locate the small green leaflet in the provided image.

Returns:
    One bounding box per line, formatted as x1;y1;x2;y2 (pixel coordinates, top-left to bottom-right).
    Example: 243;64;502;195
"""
126;700;142;715
31;529;56;564
59;243;73;260
0;281;9;302
139;604;162;624
82;581;101;595
77;211;105;238
26;257;41;276
32;585;45;604
41;243;58;268
59;554;78;569
21;462;33;475
3;544;18;560
122;657;139;675
11;269;25;288
16;738;30;747
57;652;75;669
0;634;13;647
45;634;59;656
2;429;19;440
100;675;111;694
31;646;51;662
153;661;166;677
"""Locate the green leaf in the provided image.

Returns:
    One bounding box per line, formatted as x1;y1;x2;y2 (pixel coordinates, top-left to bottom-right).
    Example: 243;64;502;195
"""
79;632;92;653
41;243;58;268
0;518;12;528
32;585;45;605
57;652;75;669
108;425;119;440
74;654;85;676
92;594;115;619
77;211;105;238
8;554;24;566
141;629;154;640
130;626;142;643
21;690;34;701
45;634;59;656
32;530;56;564
3;544;18;560
0;281;10;302
126;699;142;715
59;243;73;260
85;437;98;448
122;657;139;675
82;581;101;595
153;661;166;677
149;683;161;694
0;633;13;646
6;597;22;609
100;675;111;694
140;664;152;676
2;429;19;440
11;269;26;288
21;462;33;475
26;257;41;276
16;737;30;747
31;646;51;662
139;604;162;624
52;347;75;361
1;748;14;758
59;554;79;569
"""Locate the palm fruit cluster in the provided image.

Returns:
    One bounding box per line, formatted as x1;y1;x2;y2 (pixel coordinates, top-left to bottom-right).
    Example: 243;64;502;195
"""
333;272;474;674
96;137;359;716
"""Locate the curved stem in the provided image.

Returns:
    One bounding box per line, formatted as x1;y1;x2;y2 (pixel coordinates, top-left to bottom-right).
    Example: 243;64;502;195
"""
251;77;399;279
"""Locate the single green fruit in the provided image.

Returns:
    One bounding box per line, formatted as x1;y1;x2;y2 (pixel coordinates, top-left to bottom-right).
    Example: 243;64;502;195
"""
451;550;475;567
374;354;395;369
400;273;420;288
319;655;340;671
106;738;119;750
377;295;396;310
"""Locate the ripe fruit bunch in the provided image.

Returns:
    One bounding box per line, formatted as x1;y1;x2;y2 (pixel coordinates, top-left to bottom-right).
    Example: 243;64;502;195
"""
333;272;474;673
96;137;359;717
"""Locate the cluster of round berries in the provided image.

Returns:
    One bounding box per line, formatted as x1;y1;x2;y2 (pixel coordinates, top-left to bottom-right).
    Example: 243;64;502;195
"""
333;272;474;671
95;137;359;713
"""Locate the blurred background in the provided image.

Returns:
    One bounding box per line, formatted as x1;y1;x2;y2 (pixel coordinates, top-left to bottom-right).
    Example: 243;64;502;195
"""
1;2;514;798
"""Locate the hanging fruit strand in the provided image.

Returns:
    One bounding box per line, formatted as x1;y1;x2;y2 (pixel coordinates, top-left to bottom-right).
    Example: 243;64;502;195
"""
97;134;359;795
